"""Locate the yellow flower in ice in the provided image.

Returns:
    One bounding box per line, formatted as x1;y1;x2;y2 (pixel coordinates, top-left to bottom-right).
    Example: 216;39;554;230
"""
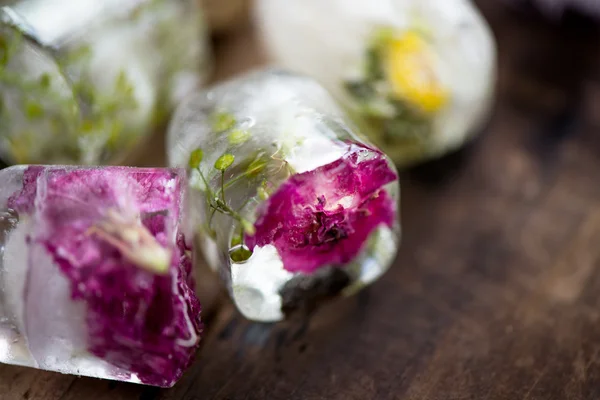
384;30;449;114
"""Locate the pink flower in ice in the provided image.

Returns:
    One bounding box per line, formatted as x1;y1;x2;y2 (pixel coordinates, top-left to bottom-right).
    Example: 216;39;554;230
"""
246;142;398;273
9;167;202;387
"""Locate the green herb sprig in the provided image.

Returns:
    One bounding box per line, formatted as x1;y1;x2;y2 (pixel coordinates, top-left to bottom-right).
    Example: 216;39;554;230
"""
188;148;257;262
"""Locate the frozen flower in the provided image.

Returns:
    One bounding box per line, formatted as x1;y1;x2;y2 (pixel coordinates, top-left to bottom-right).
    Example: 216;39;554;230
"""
246;142;397;273
168;69;401;322
8;167;202;387
255;0;497;166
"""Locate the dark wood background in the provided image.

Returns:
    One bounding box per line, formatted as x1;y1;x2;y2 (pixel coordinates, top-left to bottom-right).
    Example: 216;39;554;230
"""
3;1;600;399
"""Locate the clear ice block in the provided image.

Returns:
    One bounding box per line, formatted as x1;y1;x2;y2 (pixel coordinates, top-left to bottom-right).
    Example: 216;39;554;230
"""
0;0;210;165
168;69;401;322
255;0;497;167
0;165;202;387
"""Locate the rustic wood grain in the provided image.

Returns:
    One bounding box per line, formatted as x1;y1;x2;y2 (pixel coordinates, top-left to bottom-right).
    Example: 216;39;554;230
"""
3;2;600;399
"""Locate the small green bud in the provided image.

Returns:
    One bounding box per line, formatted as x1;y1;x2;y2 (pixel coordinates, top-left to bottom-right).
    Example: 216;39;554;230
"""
230;246;252;262
228;129;251;145
215;153;234;171
24;101;44;120
189;148;203;169
39;73;51;89
212;111;236;132
80;119;95;133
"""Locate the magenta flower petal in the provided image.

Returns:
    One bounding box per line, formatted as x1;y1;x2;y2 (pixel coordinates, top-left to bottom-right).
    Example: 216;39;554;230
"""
7;166;44;214
9;167;202;387
246;142;398;273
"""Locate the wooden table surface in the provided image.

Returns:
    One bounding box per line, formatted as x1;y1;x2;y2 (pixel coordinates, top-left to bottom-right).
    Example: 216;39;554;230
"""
3;2;600;399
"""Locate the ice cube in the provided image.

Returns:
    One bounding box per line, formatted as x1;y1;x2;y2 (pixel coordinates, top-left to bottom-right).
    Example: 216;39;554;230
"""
0;165;202;387
255;0;497;167
0;0;210;166
168;69;401;322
